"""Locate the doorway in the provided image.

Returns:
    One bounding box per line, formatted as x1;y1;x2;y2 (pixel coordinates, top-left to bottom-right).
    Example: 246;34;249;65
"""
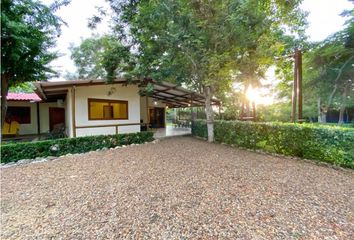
49;107;65;131
149;107;165;128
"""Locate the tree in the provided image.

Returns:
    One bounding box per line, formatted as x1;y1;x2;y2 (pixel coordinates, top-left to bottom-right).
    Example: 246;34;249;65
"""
69;37;106;79
272;3;354;124
70;35;134;82
303;7;354;124
8;82;34;93
97;0;307;141
1;0;68;126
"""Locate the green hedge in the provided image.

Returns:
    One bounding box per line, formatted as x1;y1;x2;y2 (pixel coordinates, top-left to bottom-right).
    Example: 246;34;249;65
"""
1;131;154;163
192;120;354;169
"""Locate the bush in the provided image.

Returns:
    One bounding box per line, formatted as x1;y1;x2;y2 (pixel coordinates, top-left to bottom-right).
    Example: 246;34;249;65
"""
192;120;354;169
1;131;154;163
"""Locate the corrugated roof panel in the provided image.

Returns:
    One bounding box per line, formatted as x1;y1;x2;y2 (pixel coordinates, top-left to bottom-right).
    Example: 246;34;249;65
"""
7;93;42;102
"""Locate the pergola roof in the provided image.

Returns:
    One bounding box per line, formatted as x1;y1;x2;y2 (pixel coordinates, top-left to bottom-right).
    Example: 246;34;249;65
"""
34;79;220;108
144;80;220;108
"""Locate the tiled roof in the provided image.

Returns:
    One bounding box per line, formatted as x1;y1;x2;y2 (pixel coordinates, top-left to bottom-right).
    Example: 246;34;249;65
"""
7;92;42;102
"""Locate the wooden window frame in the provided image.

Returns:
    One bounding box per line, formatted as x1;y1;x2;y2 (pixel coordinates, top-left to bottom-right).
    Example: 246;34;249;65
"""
88;98;128;120
6;106;31;124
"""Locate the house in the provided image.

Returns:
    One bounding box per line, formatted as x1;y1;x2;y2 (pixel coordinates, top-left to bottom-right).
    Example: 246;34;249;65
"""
5;92;49;136
4;79;219;138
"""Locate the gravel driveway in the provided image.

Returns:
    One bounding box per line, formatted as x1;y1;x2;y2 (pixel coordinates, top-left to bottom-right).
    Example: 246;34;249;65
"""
1;137;353;239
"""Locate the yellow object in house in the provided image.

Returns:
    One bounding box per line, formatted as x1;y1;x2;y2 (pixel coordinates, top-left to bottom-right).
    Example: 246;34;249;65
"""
2;122;10;134
2;121;20;136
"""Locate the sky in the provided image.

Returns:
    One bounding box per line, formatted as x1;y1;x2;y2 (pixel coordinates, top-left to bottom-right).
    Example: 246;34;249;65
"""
44;0;353;81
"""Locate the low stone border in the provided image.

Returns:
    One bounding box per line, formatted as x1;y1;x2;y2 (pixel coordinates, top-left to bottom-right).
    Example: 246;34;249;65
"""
0;139;160;169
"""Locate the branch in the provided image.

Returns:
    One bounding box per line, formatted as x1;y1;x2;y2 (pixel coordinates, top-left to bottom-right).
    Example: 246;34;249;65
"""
326;84;337;109
326;55;354;107
333;55;354;84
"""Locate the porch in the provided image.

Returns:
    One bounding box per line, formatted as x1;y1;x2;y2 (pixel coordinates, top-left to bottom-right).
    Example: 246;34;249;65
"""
153;125;191;139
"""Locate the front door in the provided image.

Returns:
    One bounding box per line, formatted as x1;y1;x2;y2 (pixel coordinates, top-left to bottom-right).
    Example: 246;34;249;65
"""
149;107;165;128
49;107;65;131
155;107;165;127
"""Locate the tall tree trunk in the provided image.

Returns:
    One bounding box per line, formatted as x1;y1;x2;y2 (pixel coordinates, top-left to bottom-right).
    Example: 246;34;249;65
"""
338;86;348;125
316;81;337;124
319;83;338;124
1;74;9;127
204;85;214;142
338;107;345;125
317;97;327;123
317;97;322;123
322;112;327;123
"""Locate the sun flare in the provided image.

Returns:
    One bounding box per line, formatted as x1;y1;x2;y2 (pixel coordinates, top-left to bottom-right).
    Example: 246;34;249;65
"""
245;85;275;106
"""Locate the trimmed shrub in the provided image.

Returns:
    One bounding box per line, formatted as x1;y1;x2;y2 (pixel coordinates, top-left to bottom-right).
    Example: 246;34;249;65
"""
192;120;354;169
1;131;154;163
191;121;208;139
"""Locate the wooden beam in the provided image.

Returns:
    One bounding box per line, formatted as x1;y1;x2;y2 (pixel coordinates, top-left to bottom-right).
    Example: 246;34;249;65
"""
76;123;141;129
36;102;40;134
291;49;298;123
152;94;190;106
154;91;205;104
191;94;195;121
146;95;149;129
154;96;189;105
43;90;68;95
152;94;203;107
157;85;179;93
42;80;137;90
34;87;46;100
152;81;205;98
159;91;218;105
297;49;303;121
155;92;192;102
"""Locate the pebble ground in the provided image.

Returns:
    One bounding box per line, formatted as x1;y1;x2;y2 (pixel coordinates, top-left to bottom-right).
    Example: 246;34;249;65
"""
1;137;353;239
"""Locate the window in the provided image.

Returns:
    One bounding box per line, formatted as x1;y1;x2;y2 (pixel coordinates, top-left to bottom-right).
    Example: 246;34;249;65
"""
6;106;31;124
88;98;128;120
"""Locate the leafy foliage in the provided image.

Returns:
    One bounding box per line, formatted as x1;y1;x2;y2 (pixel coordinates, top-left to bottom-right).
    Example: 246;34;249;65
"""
304;24;354;119
192;120;354;168
1;0;67;84
8;82;34;93
274;4;354;123
106;0;306;87
1;131;154;163
70;35;133;82
1;0;68;124
98;0;307;141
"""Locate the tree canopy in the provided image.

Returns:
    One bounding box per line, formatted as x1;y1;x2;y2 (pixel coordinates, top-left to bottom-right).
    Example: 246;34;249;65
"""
1;0;68;124
96;0;307;141
297;4;354;123
70;35;133;82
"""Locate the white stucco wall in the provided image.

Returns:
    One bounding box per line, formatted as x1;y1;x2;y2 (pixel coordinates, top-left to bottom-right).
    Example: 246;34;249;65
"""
65;91;73;137
7;101;68;135
7;101;38;135
74;84;141;137
140;96;148;124
140;96;166;123
39;102;64;133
